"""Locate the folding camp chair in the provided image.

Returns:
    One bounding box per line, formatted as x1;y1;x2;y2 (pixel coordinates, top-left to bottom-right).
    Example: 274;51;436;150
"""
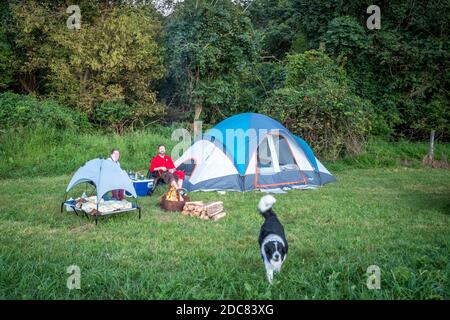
146;170;188;197
147;169;166;193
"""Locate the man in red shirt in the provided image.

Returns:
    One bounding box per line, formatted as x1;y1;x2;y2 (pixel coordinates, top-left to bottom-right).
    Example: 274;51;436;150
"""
150;145;185;190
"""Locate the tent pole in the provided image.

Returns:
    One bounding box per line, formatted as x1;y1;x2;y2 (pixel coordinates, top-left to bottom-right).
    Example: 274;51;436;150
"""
135;197;141;219
61;193;68;213
95;159;103;225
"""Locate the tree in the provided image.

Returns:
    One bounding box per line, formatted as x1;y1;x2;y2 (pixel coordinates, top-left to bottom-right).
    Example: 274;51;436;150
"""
263;50;373;159
322;16;367;62
47;5;165;114
8;0;53;93
0;28;14;90
7;1;165;117
164;0;258;123
251;0;450;141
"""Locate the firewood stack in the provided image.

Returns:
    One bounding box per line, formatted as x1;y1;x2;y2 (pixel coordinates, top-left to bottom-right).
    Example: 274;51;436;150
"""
182;201;226;221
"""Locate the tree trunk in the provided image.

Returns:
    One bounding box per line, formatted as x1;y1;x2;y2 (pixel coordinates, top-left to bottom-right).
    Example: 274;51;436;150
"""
422;129;435;165
192;104;203;134
428;130;435;161
194;103;202;121
193;120;203;140
19;73;37;94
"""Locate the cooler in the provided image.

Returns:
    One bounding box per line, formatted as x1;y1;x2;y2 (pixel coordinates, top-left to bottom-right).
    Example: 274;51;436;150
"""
132;179;154;197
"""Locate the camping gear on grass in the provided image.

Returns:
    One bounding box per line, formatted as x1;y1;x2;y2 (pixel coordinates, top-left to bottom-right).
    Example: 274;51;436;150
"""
127;170;154;197
73;196;133;215
131;178;155;197
61;158;141;224
175;113;336;192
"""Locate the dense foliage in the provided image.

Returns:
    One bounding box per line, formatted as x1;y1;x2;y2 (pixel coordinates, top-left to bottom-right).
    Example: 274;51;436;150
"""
92;100;165;134
163;0;259;122
0;0;448;158
0;92;89;131
0;29;13;90
6;0;164;117
263;50;372;159
248;0;450;141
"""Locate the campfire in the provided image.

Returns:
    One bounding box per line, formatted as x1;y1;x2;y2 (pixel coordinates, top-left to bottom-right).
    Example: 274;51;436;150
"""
166;185;183;202
160;186;189;211
159;181;226;221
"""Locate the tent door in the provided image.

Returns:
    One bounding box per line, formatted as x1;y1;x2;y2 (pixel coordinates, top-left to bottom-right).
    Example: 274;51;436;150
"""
256;134;306;188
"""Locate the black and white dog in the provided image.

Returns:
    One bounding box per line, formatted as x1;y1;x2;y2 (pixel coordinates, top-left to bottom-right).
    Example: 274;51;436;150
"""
258;195;288;284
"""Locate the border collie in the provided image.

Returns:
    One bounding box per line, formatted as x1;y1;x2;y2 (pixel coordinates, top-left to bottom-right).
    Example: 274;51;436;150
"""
258;195;288;284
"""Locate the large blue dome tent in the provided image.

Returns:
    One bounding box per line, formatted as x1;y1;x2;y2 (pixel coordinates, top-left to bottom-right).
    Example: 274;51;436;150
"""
175;113;335;192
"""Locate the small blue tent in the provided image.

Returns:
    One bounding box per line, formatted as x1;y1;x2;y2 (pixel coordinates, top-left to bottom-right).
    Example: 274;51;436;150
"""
65;158;137;199
175;113;335;192
61;158;141;224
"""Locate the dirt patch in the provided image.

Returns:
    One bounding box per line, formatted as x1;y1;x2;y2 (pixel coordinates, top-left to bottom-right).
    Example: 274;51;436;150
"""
400;159;412;166
69;223;94;233
157;213;175;223
422;156;450;169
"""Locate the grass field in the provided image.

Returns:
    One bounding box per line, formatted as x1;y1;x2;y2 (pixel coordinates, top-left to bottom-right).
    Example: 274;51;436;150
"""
0;167;449;299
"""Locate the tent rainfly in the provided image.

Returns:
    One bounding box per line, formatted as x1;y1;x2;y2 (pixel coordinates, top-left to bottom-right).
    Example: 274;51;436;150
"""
175;113;336;192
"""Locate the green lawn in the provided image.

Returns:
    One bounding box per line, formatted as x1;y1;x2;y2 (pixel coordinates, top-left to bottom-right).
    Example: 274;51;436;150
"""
0;167;449;299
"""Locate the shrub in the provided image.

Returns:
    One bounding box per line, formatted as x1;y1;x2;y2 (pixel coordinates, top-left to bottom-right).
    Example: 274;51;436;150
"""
92;101;165;134
0;92;90;131
263;50;373;160
322;16;368;61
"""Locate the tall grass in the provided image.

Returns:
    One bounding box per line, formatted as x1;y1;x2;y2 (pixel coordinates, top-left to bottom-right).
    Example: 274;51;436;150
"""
1;127;449;179
0;126;177;179
325;138;450;172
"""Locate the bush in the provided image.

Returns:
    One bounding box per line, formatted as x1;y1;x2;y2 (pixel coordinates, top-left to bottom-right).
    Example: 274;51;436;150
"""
92;101;165;134
322;16;368;61
263;50;373;160
0;92;90;131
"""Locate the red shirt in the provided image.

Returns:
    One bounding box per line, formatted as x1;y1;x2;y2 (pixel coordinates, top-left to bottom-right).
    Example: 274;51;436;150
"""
150;154;176;173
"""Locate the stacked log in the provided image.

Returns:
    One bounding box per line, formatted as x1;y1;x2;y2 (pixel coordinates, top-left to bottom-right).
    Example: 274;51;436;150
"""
182;201;226;221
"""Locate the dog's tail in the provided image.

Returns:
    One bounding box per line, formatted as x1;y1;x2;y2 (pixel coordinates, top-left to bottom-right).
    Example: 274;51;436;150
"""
258;195;276;218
